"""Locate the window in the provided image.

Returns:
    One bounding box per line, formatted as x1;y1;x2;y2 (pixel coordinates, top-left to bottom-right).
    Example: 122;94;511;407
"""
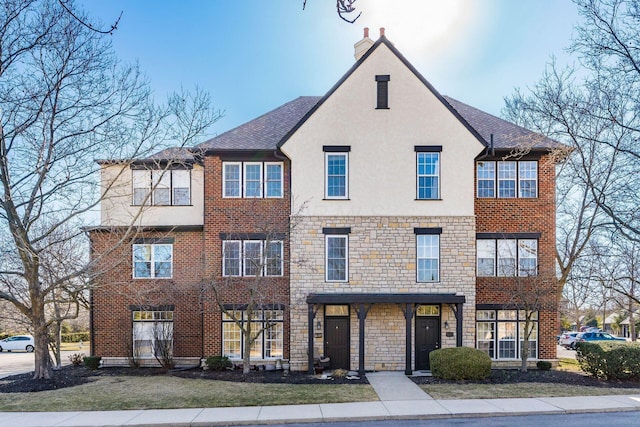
477;161;538;199
477;161;495;198
375;75;390;109
223;163;241;198
222;309;283;359
416;152;440;199
417;234;440;282
325;235;348;282
265;163;283;198
222;240;283;277
132;169;191;206
477;237;538;277
243;163;262;198
325;153;348;199
519;161;538;198
476;309;538;360
132;310;173;358
222;161;283;199
133;243;173;278
498;161;516;198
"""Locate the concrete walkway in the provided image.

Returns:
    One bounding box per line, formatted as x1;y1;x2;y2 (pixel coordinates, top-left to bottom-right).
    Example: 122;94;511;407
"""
2;372;640;426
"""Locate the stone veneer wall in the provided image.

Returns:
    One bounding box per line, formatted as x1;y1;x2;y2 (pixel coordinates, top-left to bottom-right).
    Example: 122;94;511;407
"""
289;216;476;371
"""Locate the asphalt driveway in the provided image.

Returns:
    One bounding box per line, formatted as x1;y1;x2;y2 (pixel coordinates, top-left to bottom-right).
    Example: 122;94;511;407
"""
0;350;77;379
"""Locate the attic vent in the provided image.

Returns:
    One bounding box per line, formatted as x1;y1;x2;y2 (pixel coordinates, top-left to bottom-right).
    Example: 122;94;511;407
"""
375;75;390;109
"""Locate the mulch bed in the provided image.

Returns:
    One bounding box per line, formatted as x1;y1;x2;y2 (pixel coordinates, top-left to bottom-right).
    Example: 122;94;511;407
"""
0;365;367;393
410;368;640;389
3;365;640;394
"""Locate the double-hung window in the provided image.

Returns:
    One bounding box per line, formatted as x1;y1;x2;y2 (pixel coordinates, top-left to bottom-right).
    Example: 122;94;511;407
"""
222;161;283;198
497;162;516;198
518;161;538;198
132;169;191;206
477;161;495;198
476;234;539;277
222;239;283;277
477;161;538;199
323;228;350;282
415;228;441;282
323;146;350;199
415;146;441;200
132;240;173;279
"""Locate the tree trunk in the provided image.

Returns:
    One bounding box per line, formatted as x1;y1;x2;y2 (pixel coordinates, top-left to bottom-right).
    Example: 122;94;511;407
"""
32;313;52;379
242;319;252;375
51;321;62;369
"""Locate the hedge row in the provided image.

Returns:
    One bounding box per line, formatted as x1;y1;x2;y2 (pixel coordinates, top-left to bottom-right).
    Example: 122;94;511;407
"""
576;341;640;380
429;347;492;380
60;332;90;343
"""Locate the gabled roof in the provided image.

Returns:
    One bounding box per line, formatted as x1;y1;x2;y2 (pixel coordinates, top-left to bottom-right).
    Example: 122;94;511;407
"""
196;96;321;152
277;35;487;150
443;97;564;151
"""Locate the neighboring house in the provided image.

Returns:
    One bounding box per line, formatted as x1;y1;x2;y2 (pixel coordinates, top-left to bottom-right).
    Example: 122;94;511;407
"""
89;28;562;372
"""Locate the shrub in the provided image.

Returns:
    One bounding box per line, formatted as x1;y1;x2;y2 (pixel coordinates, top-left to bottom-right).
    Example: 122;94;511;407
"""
68;353;85;366
536;360;552;371
576;341;640;380
332;368;348;378
61;332;90;343
430;347;492;380
205;356;232;371
83;356;101;370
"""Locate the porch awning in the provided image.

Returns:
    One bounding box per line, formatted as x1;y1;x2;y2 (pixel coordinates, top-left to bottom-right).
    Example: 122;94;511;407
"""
306;293;466;305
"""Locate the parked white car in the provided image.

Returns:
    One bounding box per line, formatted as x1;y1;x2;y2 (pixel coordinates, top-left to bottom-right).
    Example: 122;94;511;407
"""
559;332;579;349
0;335;35;352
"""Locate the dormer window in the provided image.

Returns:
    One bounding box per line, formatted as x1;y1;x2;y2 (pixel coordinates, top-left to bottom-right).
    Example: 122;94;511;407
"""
375;75;390;109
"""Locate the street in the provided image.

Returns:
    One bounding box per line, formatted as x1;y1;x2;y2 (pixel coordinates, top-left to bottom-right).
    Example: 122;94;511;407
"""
0;350;78;379
245;411;640;427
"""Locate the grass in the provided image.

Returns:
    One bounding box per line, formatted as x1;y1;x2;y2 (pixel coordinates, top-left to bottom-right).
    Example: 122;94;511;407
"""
59;341;90;352
0;376;378;412
420;381;640;400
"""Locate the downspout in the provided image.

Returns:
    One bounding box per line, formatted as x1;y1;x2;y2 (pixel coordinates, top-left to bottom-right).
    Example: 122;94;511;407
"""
476;134;495;161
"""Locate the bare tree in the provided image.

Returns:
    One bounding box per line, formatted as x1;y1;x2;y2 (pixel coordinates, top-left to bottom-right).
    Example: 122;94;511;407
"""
0;0;219;379
206;200;305;375
302;0;361;23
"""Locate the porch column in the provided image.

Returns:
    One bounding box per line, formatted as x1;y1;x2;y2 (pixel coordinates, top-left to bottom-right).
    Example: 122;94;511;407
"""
403;303;414;375
355;303;372;376
307;304;316;374
456;302;463;347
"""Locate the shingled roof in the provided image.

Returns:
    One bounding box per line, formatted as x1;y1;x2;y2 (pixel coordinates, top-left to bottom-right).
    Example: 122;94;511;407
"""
196;96;321;152
443;96;563;151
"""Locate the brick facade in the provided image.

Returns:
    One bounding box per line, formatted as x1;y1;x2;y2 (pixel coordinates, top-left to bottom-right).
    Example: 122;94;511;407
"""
475;153;559;360
90;153;291;366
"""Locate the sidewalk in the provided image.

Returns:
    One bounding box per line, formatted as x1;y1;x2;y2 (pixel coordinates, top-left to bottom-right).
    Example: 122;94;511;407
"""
2;372;640;426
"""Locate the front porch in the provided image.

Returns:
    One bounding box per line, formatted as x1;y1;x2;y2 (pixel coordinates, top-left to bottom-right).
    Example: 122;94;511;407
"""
306;293;466;375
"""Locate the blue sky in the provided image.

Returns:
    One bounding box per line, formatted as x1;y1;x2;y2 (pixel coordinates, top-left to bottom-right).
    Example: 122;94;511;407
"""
78;0;580;137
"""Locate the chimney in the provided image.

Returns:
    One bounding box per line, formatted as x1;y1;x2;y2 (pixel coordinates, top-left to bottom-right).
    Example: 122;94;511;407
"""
379;27;385;37
354;27;374;61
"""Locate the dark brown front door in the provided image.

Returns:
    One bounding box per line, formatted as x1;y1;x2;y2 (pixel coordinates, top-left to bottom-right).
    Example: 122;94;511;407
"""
416;317;440;370
325;317;350;369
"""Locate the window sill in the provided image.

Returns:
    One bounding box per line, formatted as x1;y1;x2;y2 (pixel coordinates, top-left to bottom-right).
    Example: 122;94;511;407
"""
323;198;350;201
375;107;390;110
132;277;173;280
415;198;442;201
131;204;194;207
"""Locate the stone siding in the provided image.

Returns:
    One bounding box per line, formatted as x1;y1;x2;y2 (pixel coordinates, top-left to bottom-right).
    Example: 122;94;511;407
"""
290;215;476;371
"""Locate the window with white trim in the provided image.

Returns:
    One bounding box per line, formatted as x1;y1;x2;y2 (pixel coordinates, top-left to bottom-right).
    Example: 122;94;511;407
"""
477;161;538;199
417;234;440;282
222;309;283;359
222;240;283;277
132;310;173;358
476;238;538;277
132;169;191;206
476;309;538;360
133;243;173;278
222;161;283;199
325;153;348;199
417;152;440;200
325;235;348;282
